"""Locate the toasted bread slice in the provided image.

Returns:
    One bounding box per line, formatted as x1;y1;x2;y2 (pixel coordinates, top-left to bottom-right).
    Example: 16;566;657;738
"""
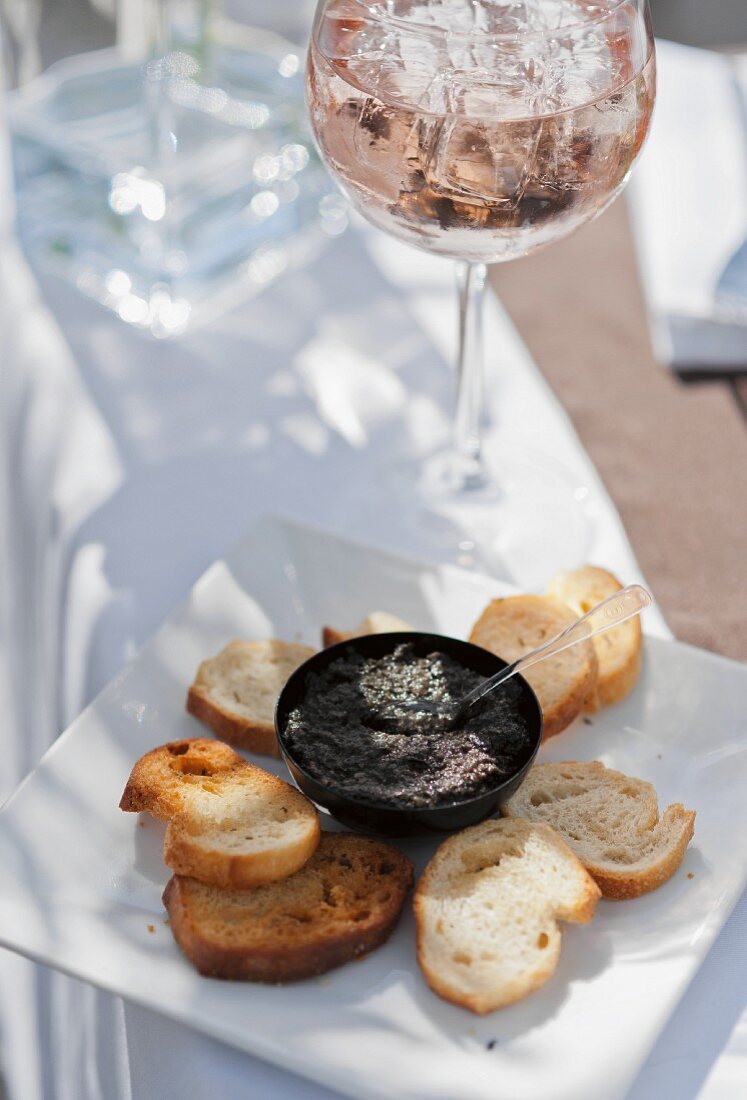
415;818;600;1014
163;834;413;981
322;611;412;648
120;739;320;889
501;761;695;899
548;566;643;709
187;640;315;757
469;595;598;739
119;738;246;820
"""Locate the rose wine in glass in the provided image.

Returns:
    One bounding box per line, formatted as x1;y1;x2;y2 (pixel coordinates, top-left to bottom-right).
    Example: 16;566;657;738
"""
307;0;655;576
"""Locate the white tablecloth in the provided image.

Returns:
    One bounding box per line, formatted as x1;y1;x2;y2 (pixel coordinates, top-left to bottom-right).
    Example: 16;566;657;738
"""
0;82;745;1100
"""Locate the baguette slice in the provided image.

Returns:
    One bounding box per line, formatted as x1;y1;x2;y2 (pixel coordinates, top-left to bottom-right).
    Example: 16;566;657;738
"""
501;761;695;899
120;739;320;889
119;738;246;821
415;818;600;1014
322;611;412;649
469;595;598;739
187;640;315;757
548;566;643;709
163;833;413;982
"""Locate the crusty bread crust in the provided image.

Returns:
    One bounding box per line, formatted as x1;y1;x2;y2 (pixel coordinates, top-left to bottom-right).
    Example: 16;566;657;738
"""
588;804;695;899
548;566;643;710
321;612;413;649
539;676;595;738
187;685;280;757
163;809;321;890
321;626;346;648
120;738;320;889
469;595;598;740
414;913;567;1016
414;818;600;1014
119;738;245;819
187;640;315;757
601;646;642;709
163;834;413;982
502;761;695;899
415;941;561;1016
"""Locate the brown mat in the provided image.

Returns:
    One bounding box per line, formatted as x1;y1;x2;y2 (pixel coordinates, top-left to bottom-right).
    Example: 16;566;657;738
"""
491;198;747;662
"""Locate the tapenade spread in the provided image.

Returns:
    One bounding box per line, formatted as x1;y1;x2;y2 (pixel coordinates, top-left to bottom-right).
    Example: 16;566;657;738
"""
284;643;533;808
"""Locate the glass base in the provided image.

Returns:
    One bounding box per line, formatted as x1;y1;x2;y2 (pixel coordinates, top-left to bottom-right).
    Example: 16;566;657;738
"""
390;444;594;588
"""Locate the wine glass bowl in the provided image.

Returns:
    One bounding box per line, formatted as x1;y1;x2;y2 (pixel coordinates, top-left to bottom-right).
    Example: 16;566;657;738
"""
305;0;655;576
307;0;654;264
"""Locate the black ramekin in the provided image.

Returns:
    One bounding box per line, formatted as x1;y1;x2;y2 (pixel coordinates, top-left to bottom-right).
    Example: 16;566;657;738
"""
275;632;543;836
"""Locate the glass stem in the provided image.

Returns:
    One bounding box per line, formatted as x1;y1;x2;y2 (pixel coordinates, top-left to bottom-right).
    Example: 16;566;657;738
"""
453;260;488;492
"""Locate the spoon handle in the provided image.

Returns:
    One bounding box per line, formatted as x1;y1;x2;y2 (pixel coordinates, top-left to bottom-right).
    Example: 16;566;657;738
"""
455;584;652;722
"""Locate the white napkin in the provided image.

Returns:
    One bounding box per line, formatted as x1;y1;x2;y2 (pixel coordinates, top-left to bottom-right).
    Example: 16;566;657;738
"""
629;40;747;371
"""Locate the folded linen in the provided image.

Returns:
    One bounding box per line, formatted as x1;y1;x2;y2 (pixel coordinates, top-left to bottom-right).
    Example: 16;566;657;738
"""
629;40;747;371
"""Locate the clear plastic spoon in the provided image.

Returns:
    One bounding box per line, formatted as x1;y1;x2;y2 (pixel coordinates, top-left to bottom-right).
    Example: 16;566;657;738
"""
388;584;652;732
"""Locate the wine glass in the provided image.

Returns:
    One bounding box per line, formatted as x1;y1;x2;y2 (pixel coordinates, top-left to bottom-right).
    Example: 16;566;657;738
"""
307;0;655;576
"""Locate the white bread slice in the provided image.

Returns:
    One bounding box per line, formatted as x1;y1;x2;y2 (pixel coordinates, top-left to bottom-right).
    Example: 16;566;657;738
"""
163;833;413;982
501;761;695;899
187;640;315;757
469;595;598;739
414;818;600;1014
322;611;413;648
120;739;320;889
548;565;642;709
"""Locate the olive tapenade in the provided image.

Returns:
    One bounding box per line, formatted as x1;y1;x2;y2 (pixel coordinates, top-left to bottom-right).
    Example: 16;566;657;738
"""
284;643;533;809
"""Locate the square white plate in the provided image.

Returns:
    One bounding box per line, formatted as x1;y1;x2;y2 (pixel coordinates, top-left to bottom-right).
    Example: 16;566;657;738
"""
1;515;746;1100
